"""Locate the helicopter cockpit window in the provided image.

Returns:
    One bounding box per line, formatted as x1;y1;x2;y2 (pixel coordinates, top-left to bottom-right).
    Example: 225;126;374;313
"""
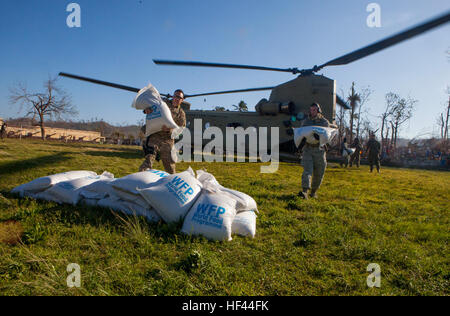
205;122;211;129
186;121;191;128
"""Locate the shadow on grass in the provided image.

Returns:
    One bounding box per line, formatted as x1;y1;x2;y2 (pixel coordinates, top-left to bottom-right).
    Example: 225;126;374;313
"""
2;195;188;244
83;149;142;160
0;152;72;176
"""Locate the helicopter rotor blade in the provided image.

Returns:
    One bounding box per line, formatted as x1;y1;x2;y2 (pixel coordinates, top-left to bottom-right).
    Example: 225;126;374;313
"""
317;11;450;70
58;72;173;98
59;72;142;93
185;86;275;98
153;60;301;74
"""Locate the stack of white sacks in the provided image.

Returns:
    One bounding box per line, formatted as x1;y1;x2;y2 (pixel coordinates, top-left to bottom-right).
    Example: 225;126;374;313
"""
11;168;257;241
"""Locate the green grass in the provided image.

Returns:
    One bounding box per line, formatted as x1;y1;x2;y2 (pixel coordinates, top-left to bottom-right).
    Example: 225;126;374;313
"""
0;138;449;296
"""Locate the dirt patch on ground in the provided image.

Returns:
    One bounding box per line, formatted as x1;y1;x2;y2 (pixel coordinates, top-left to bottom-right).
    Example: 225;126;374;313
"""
0;220;24;245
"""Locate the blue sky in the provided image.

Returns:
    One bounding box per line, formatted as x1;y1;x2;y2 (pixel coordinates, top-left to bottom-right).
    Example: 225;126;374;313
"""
0;0;449;138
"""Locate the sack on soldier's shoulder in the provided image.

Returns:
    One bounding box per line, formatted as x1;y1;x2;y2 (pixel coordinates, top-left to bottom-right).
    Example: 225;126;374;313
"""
131;83;179;136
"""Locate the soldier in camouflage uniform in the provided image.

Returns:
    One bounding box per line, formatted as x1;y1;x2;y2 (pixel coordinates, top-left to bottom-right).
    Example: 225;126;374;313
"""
366;133;381;173
139;89;186;174
349;137;363;168
298;103;331;199
340;137;350;168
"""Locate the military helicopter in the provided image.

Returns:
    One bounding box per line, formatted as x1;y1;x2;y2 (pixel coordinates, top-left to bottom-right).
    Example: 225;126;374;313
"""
59;11;450;159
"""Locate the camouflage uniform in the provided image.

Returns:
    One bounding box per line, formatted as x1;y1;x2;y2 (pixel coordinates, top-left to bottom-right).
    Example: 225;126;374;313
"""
366;138;381;172
300;114;330;193
139;106;186;174
340;141;350;168
349;139;363;167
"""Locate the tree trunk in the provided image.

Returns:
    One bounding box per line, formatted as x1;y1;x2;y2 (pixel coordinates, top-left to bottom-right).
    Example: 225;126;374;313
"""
349;83;355;144
39;113;45;140
390;122;395;148
394;122;399;148
445;97;450;140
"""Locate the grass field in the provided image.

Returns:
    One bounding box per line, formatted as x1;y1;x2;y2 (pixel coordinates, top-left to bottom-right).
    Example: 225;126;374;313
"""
0;138;448;296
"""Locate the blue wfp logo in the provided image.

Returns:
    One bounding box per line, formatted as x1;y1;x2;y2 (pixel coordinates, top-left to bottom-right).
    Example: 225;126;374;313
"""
165;176;195;204
192;204;227;229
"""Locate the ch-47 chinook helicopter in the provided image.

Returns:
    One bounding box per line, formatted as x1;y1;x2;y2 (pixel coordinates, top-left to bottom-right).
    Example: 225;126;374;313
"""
60;11;450;160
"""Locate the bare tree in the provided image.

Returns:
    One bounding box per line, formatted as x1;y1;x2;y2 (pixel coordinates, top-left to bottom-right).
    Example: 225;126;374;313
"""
390;95;417;148
360;116;375;142
380;92;397;149
336;104;347;145
444;86;450;141
9;77;77;140
355;87;372;139
346;82;361;143
437;113;445;139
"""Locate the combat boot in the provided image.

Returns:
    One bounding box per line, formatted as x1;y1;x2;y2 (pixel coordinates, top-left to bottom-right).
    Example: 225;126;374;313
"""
139;154;153;172
298;189;309;200
309;190;318;199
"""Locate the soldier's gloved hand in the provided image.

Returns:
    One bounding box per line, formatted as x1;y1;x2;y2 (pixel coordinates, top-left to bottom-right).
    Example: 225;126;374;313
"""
313;133;320;141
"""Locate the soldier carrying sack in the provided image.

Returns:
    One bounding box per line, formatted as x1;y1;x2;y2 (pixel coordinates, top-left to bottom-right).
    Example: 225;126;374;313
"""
139;90;186;174
297;103;331;199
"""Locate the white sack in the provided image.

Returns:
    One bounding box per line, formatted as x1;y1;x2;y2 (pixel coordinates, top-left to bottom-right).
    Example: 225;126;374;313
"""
137;167;202;223
80;198;100;207
342;148;356;157
97;197;161;223
79;178;117;200
232;211;257;238
293;126;338;147
11;170;97;197
182;186;238;241
35;172;114;205
111;169;169;206
131;83;179;136
196;170;258;213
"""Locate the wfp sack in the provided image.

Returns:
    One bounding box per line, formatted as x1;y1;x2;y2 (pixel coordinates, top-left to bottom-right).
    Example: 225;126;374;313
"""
137;167;202;223
232;211;257;238
80;198;100;207
131;83;179;136
97;197;161;223
111;169;169;206
343;148;356;157
79;178;117;200
196;170;258;213
35;172;114;205
11;170;97;197
182;183;238;241
293;126;337;147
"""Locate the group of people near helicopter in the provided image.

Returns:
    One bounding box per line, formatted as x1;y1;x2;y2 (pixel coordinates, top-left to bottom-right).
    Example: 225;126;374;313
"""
138;95;381;201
